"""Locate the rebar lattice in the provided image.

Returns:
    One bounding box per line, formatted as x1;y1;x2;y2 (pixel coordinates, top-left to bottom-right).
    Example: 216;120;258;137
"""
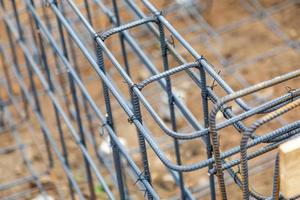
0;0;300;199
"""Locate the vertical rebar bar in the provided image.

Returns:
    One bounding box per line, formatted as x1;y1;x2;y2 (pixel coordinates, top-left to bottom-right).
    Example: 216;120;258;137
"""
198;58;216;200
157;14;185;200
131;91;153;200
1;1;29;120
28;1;76;199
96;41;126;200
11;0;54;169
52;1;96;199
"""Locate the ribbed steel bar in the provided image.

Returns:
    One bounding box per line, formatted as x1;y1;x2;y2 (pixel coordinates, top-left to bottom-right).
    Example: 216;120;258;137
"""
1;0;299;199
95;37;127;200
45;0;300;173
2;54;86;200
209;69;300;199
2;3;159;198
1;9;115;199
240;98;300;199
157;15;185;199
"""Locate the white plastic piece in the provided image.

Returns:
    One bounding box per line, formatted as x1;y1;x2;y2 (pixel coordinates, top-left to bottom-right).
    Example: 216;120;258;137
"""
176;0;194;5
98;137;127;155
32;195;54;200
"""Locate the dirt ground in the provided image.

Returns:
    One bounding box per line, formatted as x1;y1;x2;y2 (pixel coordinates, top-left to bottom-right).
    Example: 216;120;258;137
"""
0;0;300;199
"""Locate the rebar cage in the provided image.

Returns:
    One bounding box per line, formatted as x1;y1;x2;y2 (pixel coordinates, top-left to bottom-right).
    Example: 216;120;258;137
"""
0;0;300;199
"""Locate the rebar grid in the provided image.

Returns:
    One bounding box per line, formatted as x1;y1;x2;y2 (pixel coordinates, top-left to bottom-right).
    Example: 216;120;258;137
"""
0;0;299;199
